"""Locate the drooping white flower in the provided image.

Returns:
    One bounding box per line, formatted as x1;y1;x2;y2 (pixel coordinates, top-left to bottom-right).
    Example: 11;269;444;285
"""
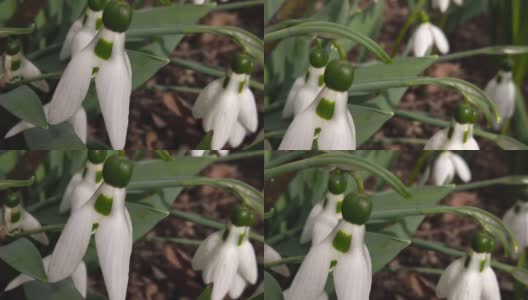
285;194;372;300
5;104;87;143
192;53;258;150
485;67;516;130
436;232;500;300
425;105;480;150
47;1;133;150
192;207;258;300
60;2;105;60
282;66;326;118
2;41;49;93
503;201;528;258
412;22;449;57
432;0;464;13
431;151;471;186
48;155;134;300
59;151;107;213
190;150;230;157
5;255;87;298
264;244;290;277
3;194;48;245
279;60;357;150
300;192;343;245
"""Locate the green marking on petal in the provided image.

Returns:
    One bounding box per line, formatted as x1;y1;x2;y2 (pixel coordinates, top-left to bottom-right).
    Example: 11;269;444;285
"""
464;255;471;268
318;74;324;87
222;228;230;241
94;193;113;216
10;211;21;223
463;130;469;143
238;80;246;94
96;170;103;183
336;200;343;214
83;15;88;25
305;72;309;83
96;18;103;30
222;76;230;89
332;230;351;253
515;204;521;214
238;233;245;245
329;259;337;270
94;38;113;60
447;126;454;139
92;67;100;76
92;223;99;232
316;98;335;120
480;258;486;272
11;59;21;71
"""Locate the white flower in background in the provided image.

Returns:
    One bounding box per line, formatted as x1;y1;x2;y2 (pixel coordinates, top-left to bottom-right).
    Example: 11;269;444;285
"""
282;48;328;118
485;61;516;130
425;104;479;150
412;14;449;57
2;193;48;245
264;244;290;277
431;151;471;186
5;255;87;298
192;53;258;149
190;150;230;157
285;194;372;300
47;1;133;150
4;104;87;143
2;40;49;92
48;155;134;300
60;151;107;213
192;206;257;300
60;0;106;60
436;231;500;300
503;200;528;258
279;60;356;150
432;0;464;13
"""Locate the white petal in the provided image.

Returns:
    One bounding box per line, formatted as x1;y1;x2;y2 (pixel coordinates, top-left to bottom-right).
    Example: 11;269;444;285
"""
47;205;94;282
453;0;463;5
238;87;258;133
285;242;333;300
450;153;471;182
238;241;258;284
4;273;34;291
59;172;83;213
311;212;339;245
21;210;48;245
69;107;88;143
192;231;222;271
204;245;239;300
264;244;290;277
4;120;34;138
283;77;304;118
462;137;480;150
413;24;434;57
48;48;95;125
95;53;132;150
279;110;318;150
430;25;450;54
480;267;501;300
435;258;464;298
300;203;323;244
432;152;455;186
71;30;96;58
95;209;133;300
293;85;322;116
505;209;528;251
316;112;356;150
71;181;99;212
436;0;450;12
228;121;247;148
60;20;83;60
204;93;239;150
449;271;482;300
424;129;448;150
192;79;223;119
72;261;88;298
333;247;372;300
21;57;49;93
494;79;516;128
228;273;247;299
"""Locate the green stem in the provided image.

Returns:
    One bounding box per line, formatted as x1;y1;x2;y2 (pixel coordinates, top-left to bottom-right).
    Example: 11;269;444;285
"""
213;0;264;11
453;175;528;192
374;136;428;145
150;84;201;94
215;150;265;162
144;236;202;246
266;225;302;245
437;46;528;62
9;224;64;238
264;256;303;268
352;172;365;194
390;0;427;57
408;151;432;185
332;40;347;60
0;25;35;37
6;72;62;87
388;265;444;275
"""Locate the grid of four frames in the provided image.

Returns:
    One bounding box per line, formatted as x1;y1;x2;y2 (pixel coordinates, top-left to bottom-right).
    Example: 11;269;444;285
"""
0;0;527;300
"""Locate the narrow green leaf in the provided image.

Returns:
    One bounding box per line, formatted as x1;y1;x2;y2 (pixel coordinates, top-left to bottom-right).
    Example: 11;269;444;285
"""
0;177;35;189
24;123;86;150
128;50;170;89
264;272;284;300
439;45;528;62
24;280;83;300
349;104;394;145
0;25;35;37
126;203;169;240
197;285;213;300
0;86;47;128
153;150;173;161
0;238;47;282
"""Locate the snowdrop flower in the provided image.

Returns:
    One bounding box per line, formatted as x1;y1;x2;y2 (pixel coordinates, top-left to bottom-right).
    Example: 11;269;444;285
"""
412;13;449;57
59;150;107;213
2;192;48;245
502;196;528;258
264;244;290;277
432;151;471;186
301;170;346;244
190;150;230;157
436;231;500;300
48;1;133;150
192;206;258;300
485;60;516;130
2;39;49;92
425;104;479;150
5;104;87;143
432;0;464;13
192;53;258;149
48;155;134;300
60;0;106;60
286;193;372;300
279;60;357;150
282;48;328;118
5;255;87;298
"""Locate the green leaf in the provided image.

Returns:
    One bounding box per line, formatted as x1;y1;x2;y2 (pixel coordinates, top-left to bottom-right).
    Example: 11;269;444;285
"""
197;285;213;300
0;238;47;282
264;272;284;300
126;203;169;240
264;0;284;22
24;280;83;300
342;0;385;53
439;45;528;62
153;150;173;161
24;123;86;150
0;86;47;128
0;25;35;37
350;104;394;145
0;177;35;189
128;50;170;89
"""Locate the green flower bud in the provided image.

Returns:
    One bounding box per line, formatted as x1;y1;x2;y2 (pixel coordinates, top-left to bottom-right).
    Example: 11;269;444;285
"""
324;59;355;92
341;193;372;225
454;104;478;124
102;154;134;188
328;170;347;194
471;231;495;253
5;192;21;208
309;48;329;68
231;206;255;227
232;52;254;75
88;150;107;164
102;0;133;33
88;0;108;11
5;39;21;55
